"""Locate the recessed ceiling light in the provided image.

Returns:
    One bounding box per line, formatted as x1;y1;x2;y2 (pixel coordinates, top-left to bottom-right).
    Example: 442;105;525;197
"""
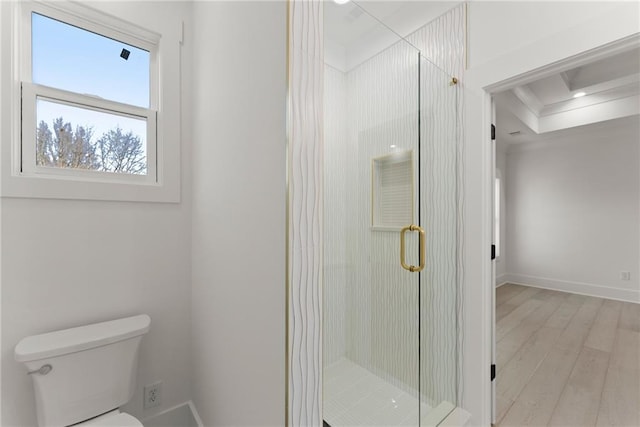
573;92;586;98
334;0;350;4
390;145;397;148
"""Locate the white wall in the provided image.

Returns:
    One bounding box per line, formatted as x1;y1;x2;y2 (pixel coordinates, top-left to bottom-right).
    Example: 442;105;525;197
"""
190;2;287;426
503;117;639;302
463;2;640;424
496;143;508;285
0;2;193;426
468;2;632;71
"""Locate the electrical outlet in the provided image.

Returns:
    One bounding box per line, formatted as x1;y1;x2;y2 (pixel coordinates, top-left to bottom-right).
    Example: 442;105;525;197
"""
620;271;631;281
144;381;162;409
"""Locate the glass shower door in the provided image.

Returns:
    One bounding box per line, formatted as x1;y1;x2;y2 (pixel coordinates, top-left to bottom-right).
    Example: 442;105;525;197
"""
418;55;460;423
322;2;422;425
322;3;460;426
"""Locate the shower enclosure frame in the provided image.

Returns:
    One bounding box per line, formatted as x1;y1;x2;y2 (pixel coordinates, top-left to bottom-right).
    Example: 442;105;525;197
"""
285;1;467;425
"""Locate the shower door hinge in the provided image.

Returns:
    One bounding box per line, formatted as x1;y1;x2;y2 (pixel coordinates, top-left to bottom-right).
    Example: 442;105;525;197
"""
491;124;496;141
491;244;496;260
491;364;496;381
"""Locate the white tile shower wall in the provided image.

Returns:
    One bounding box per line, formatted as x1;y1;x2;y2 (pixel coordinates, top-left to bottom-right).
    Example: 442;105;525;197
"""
406;5;466;81
288;0;324;425
0;3;193;426
346;39;420;392
419;57;460;406
322;2;465;407
323;65;349;366
413;4;465;406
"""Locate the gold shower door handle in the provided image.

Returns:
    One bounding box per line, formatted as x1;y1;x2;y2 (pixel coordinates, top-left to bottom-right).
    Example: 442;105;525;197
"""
400;225;426;272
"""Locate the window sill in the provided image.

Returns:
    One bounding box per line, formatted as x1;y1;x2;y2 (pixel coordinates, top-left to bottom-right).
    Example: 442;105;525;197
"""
1;172;180;203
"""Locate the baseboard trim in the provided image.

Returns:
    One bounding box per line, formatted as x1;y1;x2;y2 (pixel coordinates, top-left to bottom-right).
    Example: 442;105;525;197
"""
496;274;508;288
504;273;640;303
187;401;204;427
142;400;203;427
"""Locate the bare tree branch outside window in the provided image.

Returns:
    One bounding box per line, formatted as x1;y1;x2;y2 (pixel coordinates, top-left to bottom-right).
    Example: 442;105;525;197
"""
36;117;147;175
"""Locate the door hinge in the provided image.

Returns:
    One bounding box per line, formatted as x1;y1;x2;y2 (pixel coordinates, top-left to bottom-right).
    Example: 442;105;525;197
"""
491;244;496;260
491;364;496;381
491;124;496;141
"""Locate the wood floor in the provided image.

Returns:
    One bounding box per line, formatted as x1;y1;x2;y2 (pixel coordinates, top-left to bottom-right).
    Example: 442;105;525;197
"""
495;284;640;427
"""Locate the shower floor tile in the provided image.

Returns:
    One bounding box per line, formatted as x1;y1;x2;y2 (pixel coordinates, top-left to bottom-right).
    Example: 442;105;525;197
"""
324;358;435;427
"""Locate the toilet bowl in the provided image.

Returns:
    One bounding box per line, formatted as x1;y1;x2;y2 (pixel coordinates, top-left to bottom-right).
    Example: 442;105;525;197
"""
15;315;150;427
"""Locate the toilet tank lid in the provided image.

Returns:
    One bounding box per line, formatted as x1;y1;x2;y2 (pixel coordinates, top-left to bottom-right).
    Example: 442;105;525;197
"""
15;314;151;362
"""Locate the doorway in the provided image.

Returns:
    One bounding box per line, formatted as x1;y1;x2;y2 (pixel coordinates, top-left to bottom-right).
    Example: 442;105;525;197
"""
489;40;640;426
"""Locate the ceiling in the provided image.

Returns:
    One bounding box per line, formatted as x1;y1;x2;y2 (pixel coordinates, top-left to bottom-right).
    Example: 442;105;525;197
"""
495;46;640;146
323;1;640;145
324;1;455;72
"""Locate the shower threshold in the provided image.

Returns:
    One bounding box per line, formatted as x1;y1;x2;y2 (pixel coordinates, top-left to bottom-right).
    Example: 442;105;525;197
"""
324;358;453;426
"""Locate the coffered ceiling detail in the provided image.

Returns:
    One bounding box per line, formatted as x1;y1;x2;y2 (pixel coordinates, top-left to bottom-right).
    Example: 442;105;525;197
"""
495;46;640;143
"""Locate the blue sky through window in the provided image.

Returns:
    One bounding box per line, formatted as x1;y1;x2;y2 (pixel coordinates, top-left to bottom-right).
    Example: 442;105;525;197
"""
32;13;150;107
32;12;149;152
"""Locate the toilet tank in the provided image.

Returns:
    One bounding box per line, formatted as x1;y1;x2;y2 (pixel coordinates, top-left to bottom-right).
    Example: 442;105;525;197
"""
15;315;151;427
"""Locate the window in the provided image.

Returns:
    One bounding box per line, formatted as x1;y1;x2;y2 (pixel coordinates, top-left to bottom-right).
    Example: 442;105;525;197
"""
1;1;181;202
21;7;157;183
372;151;413;229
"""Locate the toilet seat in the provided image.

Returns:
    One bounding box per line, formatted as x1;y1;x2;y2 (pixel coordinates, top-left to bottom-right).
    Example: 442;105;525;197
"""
76;410;143;426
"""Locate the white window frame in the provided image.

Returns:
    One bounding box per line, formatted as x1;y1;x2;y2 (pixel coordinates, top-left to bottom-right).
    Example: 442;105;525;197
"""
21;83;157;184
1;0;181;202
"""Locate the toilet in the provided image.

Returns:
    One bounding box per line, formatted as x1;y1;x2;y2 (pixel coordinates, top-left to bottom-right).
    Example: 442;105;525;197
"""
15;314;151;427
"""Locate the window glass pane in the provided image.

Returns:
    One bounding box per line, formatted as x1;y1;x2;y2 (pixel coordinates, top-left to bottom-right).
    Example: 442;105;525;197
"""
36;98;147;175
32;13;150;108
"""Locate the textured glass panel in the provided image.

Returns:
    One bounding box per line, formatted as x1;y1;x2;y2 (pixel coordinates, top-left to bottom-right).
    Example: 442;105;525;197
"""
36;98;147;175
32;13;150;108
